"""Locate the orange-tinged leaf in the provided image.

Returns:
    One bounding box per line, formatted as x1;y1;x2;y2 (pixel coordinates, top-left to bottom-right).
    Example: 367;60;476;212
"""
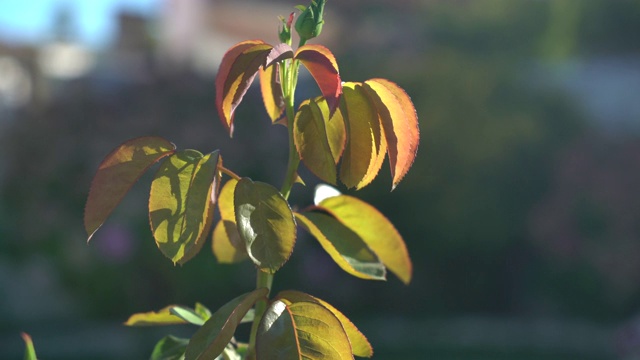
364;79;419;189
259;63;285;122
295;44;342;114
216;41;272;136
185;288;269;360
212;219;248;263
295;212;385;281
319;195;412;284
339;82;382;190
124;306;187;326
234;178;296;273
276;290;373;358
149;150;219;264
84;136;176;242
294;99;338;184
257;300;354;360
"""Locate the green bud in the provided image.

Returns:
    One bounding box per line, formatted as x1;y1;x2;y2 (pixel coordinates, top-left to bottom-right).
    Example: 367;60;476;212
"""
294;0;326;43
279;12;295;45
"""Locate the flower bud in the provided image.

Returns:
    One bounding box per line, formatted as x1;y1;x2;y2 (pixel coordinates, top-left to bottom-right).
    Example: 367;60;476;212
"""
279;12;295;45
294;0;326;43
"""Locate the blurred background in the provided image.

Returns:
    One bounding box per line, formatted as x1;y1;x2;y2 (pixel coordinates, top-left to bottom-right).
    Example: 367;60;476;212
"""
1;0;639;359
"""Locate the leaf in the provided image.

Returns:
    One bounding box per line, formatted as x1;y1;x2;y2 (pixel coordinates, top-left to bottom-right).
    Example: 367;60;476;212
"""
234;178;296;273
276;290;373;358
313;183;341;205
259;63;285;122
185;288;269;360
257;300;354;360
315;96;347;163
212;220;248;263
339;82;384;190
363;79;420;189
195;303;212;322
170;306;206;326
149;150;219;264
84;136;176;242
21;332;37;360
295;212;386;281
150;335;189;360
318;195;412;284
124;306;187;326
293;99;337;184
295;44;342;114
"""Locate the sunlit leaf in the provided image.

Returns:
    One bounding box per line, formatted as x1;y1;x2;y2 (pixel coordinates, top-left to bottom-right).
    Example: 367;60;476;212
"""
234;178;296;273
319;195;412;284
259;63;285;122
294;99;337;184
84;136;176;242
212;220;248;263
276;290;373;358
295;212;386;281
363;79;419;189
149;150;219;264
313;183;341;205
185;288;269;360
150;335;189;360
339;82;384;189
124;306;187;326
195;303;212;322
257;300;354;360
295;44;342;114
171;306;205;326
315;96;347;163
21;332;37;360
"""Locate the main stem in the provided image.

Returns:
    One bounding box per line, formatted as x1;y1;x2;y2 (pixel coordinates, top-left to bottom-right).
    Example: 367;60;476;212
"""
246;56;301;359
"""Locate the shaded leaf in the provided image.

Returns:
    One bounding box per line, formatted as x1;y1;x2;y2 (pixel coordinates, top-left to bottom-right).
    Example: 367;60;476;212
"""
212;220;248;263
149;150;219;264
363;79;419;189
185;288;269;360
315;97;347;163
234;178;296;273
295;212;386;281
257;300;354;360
319;195;412;284
259;63;285;122
294;99;337;184
276;290;373;358
21;332;37;360
339;83;384;189
150;335;189;360
295;44;342;114
124;306;187;326
84;136;175;242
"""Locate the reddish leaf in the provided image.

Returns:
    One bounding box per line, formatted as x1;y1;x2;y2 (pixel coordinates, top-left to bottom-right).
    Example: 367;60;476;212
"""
84;137;176;242
295;44;342;114
364;79;419;189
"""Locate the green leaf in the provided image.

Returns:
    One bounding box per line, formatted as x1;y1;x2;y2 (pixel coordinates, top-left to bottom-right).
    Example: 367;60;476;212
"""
84;136;176;242
170;306;205;326
212;179;248;264
150;335;189;360
149;150;219;264
319;195;412;284
195;303;212;322
257;300;354;360
124;306;187;326
295;212;386;281
260;62;285;123
363;79;420;189
185;288;269;360
234;178;297;273
339;82;385;190
21;332;37;360
276;290;373;358
295;44;342;114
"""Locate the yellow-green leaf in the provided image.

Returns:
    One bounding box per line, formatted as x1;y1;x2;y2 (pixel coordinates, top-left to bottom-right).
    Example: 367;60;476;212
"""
84;136;175;242
276;290;373;358
149;150;219;264
124;306;187;326
319;195;412;284
339;82;384;190
294;99;337;184
257;300;354;360
150;335;189;360
234;178;296;273
185;288;269;360
212;220;248;263
259;63;285;122
21;332;37;360
295;44;342;114
363;79;419;189
316;97;347;163
294;212;385;281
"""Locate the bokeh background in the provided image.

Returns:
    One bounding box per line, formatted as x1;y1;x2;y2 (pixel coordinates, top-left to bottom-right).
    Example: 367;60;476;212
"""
1;0;640;359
